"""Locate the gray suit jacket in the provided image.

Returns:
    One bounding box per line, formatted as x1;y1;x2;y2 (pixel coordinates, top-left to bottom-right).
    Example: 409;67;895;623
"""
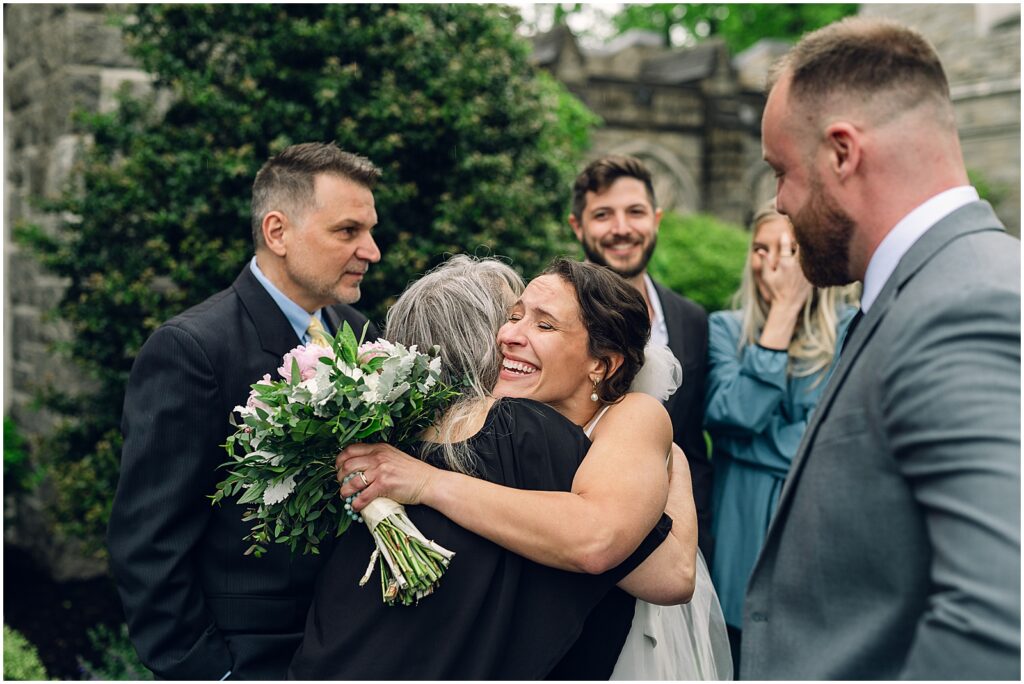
741;201;1020;680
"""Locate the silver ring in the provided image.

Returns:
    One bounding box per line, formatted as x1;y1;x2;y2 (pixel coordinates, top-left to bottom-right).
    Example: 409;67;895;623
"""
357;470;369;487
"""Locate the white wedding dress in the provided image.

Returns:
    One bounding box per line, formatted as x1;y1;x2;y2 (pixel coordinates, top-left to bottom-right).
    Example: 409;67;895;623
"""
596;344;733;680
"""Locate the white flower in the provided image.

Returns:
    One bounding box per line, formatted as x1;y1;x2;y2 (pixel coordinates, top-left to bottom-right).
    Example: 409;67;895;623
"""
336;360;365;383
359;372;383;406
424;356;442;390
386;381;411;402
263;474;297;506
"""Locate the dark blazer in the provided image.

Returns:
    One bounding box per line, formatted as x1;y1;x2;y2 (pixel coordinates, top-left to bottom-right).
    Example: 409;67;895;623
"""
107;265;377;680
742;201;1021;679
651;278;713;561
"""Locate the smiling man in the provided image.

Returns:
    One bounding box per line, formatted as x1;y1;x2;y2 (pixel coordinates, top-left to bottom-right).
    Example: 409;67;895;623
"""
108;143;381;680
569;156;712;562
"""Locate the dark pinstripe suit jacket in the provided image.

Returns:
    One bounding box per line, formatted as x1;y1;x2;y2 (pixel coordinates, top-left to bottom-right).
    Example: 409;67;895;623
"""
107;265;376;680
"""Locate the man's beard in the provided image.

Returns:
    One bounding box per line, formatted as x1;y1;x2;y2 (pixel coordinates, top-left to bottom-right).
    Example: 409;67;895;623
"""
790;177;857;287
581;235;657;280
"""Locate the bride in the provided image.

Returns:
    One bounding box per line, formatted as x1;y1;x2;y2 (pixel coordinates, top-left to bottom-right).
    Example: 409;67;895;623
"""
340;256;731;679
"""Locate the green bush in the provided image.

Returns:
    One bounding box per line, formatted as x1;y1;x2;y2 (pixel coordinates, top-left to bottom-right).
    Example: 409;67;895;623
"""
78;623;153;681
16;4;597;552
3;625;48;681
4;417;33;492
648;211;750;312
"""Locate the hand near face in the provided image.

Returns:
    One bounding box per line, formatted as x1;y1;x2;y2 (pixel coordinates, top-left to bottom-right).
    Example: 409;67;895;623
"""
336;443;439;511
759;231;813;313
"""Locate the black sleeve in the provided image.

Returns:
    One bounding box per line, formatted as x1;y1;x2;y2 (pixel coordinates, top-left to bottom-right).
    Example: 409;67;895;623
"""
606;513;673;583
106;325;234;680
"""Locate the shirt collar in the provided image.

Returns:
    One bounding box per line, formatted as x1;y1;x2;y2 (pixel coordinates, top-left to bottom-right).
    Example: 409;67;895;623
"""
642;273;666;329
861;186;979;312
249;256;325;344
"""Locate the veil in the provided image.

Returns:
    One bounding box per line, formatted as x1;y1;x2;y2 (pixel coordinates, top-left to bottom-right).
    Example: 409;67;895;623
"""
629;343;683;401
614;343;734;681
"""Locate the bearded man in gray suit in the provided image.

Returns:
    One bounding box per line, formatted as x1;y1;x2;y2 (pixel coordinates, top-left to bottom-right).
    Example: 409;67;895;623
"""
743;17;1020;680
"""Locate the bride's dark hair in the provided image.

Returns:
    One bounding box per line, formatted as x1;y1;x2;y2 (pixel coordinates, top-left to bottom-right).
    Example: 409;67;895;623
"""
542;258;650;403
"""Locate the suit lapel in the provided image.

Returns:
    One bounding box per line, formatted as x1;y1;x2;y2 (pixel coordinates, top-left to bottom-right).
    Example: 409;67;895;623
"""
651;279;687;364
761;201;1006;546
232;265;302;359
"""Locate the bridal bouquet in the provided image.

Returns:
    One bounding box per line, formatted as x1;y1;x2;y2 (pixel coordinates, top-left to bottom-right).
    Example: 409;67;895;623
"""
212;322;459;605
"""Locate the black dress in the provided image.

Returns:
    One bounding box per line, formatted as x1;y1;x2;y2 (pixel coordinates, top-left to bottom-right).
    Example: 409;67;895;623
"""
288;398;671;680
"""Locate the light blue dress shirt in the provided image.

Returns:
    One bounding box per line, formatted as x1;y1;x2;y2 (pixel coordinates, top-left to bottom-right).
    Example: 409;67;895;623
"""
705;306;855;628
249;256;326;345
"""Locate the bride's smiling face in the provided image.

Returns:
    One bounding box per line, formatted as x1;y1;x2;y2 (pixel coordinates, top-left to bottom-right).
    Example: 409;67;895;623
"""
493;275;603;424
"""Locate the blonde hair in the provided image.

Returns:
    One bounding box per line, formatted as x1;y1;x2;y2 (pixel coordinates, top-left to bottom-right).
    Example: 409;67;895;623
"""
385;255;524;473
733;200;858;380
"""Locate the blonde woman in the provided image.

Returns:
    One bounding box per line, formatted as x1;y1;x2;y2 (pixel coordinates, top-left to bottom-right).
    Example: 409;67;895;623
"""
704;200;857;668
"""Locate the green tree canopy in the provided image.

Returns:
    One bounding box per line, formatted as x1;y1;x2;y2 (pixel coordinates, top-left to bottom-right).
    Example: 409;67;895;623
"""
18;3;597;551
551;3;859;53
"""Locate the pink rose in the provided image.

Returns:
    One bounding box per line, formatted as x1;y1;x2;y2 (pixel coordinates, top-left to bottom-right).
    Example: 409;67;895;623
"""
357;340;394;364
278;344;332;382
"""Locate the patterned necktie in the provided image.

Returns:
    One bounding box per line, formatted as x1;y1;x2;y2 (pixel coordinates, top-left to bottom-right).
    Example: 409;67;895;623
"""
306;315;332;347
840;308;864;355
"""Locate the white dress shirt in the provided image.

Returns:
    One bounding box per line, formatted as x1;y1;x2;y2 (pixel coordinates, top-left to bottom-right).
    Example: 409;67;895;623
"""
643;273;669;347
861;186;979;313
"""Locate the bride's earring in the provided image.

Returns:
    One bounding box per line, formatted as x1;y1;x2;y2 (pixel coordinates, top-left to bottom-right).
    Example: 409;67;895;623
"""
590;378;600;402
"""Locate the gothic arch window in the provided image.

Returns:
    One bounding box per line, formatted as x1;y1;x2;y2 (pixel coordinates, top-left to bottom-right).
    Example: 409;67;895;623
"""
606;141;700;215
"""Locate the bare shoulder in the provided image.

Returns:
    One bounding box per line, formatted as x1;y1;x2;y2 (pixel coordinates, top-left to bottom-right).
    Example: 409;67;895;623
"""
597;392;672;435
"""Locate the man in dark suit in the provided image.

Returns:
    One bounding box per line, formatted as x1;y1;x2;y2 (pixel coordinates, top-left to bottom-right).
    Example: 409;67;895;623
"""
569;155;712;560
744;18;1020;679
107;143;382;679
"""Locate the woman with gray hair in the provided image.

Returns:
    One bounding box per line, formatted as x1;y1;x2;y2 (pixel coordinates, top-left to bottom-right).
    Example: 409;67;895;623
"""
705;199;858;668
290;255;691;679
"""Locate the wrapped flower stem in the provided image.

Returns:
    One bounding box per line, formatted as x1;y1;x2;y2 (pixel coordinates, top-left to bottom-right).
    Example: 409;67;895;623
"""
359;498;455;606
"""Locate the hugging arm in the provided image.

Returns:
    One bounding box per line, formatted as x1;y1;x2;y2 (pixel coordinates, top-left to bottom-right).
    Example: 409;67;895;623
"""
340;393;696;603
616;443;697;604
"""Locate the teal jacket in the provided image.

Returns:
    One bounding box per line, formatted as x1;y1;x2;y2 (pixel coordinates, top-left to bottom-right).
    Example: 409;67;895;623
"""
705;306;855;628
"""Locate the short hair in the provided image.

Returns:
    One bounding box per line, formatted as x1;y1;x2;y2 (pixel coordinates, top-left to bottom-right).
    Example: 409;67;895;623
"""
385;255;525;473
770;17;953;127
571;155;658;223
542;257;650;402
250;142;381;249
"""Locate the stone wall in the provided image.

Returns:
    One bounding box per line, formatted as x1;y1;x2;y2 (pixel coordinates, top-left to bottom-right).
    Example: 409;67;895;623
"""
542;33;769;226
4;3;151;579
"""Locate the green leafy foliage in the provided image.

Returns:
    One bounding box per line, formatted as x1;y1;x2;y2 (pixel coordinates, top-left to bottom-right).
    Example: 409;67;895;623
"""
15;4;595;553
77;623;153;681
3;624;49;681
611;4;859;52
3;416;41;493
648;211;750;312
967;168;1009;207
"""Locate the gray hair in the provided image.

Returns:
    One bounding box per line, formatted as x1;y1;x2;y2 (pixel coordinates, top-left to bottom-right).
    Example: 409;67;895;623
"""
385;255;524;473
250;142;380;249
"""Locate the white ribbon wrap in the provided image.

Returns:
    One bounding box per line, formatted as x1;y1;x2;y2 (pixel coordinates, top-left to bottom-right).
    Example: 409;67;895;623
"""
361;496;404;532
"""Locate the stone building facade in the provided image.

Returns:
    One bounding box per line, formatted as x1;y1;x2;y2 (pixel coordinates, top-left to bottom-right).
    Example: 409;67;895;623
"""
532;25;777;226
533;4;1021;236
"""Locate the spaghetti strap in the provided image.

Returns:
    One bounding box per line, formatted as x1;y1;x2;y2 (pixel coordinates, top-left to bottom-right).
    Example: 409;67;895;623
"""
582;404;613;438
